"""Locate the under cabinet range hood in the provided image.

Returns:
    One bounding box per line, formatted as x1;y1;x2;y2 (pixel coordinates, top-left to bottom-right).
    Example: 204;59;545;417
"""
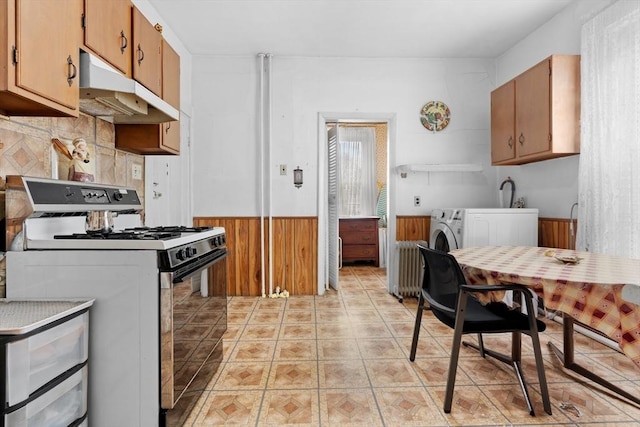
79;52;179;124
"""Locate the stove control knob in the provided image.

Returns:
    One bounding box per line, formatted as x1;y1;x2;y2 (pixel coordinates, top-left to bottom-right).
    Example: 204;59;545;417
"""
113;192;123;201
176;249;185;261
185;247;196;258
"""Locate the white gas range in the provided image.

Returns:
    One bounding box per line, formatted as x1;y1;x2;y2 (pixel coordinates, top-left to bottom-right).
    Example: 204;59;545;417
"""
5;176;228;427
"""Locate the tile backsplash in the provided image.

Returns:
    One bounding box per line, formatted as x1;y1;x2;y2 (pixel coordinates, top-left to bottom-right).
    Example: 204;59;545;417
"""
0;113;145;199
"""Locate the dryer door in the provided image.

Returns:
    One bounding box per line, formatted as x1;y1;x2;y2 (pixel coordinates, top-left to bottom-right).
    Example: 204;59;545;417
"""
430;223;459;252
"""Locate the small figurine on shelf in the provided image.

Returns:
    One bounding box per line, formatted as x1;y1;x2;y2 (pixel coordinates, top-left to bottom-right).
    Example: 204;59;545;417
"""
67;138;95;182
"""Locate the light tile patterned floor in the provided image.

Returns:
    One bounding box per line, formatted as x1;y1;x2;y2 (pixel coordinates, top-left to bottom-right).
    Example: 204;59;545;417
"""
182;265;640;426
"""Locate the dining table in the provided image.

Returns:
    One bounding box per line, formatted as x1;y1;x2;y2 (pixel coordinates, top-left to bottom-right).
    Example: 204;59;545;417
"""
451;245;640;406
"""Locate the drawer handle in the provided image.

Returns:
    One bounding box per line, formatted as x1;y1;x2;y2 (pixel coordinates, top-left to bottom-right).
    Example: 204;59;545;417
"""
519;133;525;145
507;136;513;148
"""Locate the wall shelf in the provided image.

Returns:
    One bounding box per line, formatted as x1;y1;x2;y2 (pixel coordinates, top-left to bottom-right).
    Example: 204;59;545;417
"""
396;163;483;177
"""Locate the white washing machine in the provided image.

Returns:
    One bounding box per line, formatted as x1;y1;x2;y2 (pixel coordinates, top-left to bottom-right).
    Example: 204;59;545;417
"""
430;208;539;252
430;208;463;252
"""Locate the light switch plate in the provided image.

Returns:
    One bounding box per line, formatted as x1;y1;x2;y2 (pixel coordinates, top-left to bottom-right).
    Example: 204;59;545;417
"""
132;164;142;180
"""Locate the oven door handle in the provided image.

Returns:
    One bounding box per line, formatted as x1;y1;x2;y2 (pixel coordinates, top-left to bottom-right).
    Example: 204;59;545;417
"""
162;250;227;287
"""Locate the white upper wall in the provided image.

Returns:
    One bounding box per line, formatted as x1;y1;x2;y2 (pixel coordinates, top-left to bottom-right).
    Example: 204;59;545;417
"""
191;55;498;217
156;0;615;220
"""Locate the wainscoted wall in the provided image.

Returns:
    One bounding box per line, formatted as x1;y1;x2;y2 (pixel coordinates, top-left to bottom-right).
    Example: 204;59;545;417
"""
395;215;576;249
539;217;577;249
194;217;317;297
195;215;573;296
396;215;431;241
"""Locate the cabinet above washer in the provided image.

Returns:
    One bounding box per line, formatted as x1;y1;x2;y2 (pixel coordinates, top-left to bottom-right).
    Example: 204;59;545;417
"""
491;55;580;165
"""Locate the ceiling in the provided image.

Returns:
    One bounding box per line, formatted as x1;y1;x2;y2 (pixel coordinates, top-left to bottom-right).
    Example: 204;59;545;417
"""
146;0;574;58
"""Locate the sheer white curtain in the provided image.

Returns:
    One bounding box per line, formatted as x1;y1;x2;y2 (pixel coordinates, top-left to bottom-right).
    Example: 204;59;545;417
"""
339;127;377;217
577;1;640;258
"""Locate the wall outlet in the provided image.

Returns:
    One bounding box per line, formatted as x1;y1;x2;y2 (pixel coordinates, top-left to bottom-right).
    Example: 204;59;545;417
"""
132;164;142;180
279;164;287;175
414;196;421;207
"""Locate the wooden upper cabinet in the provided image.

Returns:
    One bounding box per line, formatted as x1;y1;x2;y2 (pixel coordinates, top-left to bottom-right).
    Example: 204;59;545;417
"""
115;122;180;155
83;0;132;77
115;38;181;155
160;40;180;153
0;0;82;116
515;59;552;158
161;120;180;154
490;80;515;163
132;6;162;96
162;39;180;110
491;55;580;165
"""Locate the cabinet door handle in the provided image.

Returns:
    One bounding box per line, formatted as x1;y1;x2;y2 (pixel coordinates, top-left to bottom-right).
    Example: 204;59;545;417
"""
120;30;128;54
165;122;171;133
66;55;77;86
137;44;145;66
507;136;513;148
519;133;525;145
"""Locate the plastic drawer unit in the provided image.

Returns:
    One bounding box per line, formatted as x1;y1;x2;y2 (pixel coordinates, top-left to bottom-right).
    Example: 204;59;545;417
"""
0;299;94;427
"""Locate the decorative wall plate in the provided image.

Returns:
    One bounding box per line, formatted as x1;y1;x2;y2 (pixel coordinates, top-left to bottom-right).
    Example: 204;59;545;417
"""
420;101;451;131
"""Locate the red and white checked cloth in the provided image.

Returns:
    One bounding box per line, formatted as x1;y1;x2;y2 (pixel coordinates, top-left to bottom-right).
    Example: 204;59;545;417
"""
452;246;640;369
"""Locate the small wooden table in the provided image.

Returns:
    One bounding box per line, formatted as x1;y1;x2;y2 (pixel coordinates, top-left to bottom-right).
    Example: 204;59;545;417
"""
451;246;640;406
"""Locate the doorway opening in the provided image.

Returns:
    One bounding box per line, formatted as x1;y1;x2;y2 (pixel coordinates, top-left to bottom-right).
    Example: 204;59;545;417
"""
317;112;397;296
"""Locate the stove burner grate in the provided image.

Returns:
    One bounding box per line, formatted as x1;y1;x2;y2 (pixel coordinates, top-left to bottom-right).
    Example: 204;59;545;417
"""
123;226;213;233
54;231;182;240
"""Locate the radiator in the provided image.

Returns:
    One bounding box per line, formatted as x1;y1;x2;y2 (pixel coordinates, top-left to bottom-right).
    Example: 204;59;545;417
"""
396;241;426;297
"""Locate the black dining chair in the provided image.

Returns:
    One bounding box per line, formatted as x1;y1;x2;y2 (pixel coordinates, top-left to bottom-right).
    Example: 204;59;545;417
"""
409;244;552;416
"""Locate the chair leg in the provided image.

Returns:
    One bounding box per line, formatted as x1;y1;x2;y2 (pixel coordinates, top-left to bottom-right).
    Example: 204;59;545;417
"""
524;293;552;416
444;291;468;413
512;359;535;416
477;333;486;357
461;333;485;357
528;323;552;415
507;331;536;416
409;293;425;362
464;329;547;416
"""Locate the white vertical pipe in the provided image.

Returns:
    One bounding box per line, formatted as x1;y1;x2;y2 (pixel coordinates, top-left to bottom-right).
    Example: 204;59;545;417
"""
267;54;274;296
258;53;266;297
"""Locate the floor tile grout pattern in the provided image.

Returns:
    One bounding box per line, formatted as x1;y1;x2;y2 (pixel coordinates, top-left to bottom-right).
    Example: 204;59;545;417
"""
182;265;640;426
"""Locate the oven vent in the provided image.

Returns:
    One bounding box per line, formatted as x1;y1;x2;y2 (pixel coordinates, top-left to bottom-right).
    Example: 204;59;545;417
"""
396;241;425;298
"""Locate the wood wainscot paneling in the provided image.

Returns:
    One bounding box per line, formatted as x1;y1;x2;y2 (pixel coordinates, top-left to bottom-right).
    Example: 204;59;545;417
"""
396;216;431;241
538;217;577;249
194;217;318;297
396;215;577;249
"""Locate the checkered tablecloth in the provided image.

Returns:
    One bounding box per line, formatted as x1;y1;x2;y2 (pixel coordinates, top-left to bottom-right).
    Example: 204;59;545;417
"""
451;246;640;369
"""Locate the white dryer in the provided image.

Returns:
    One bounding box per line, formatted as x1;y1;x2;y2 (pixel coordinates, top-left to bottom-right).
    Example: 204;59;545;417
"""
430;208;538;252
